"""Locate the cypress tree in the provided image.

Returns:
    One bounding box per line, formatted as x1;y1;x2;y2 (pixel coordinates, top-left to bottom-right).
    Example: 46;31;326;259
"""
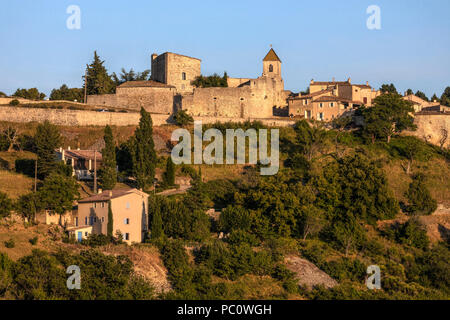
99;125;117;190
107;200;113;237
132;108;156;190
151;207;164;240
163;157;175;187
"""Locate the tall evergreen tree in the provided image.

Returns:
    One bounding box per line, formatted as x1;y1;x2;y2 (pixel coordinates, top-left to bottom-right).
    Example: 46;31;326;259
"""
163;157;175;187
34;121;61;179
132;108;156;190
99;125;117;190
151;206;164;240
85;51;116;95
107;200;113;237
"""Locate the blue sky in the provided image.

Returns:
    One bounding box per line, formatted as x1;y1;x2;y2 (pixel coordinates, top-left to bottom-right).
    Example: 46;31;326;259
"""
1;0;449;97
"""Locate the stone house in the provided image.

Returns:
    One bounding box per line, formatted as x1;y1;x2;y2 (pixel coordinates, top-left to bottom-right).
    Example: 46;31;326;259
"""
402;93;442;113
288;78;380;121
55;147;102;180
73;188;149;244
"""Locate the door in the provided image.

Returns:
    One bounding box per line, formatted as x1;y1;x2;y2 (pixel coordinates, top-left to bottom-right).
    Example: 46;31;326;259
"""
77;231;82;242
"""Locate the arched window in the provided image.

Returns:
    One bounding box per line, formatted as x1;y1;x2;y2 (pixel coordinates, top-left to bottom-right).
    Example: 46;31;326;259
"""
182;72;186;80
269;64;273;72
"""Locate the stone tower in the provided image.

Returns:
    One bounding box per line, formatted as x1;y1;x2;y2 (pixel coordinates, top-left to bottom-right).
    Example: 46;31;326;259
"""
262;48;281;78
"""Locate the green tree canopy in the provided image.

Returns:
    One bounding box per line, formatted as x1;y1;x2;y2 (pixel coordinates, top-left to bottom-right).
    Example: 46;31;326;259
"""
192;72;228;88
362;93;416;143
38;173;79;219
132;108;156;190
405;173;437;215
49;84;84;102
163;157;176;187
0;192;13;219
415;90;429;101
380;83;398;94
85;51;116;95
15;193;43;223
99;125;117;190
34;121;61;179
13;88;46;100
112;68;151;86
440;86;450;106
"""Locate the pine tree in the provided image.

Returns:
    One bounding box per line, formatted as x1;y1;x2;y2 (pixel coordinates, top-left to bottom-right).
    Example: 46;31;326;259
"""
132;108;156;190
34;121;61;179
99;125;117;190
163;157;175;187
107;200;113;237
85;51;115;95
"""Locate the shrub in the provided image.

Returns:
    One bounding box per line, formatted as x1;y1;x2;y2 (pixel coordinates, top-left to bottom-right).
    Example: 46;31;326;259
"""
15;159;36;177
405;173;437;215
81;234;114;247
9;99;19;106
4;239;15;249
29;237;38;246
173;110;194;127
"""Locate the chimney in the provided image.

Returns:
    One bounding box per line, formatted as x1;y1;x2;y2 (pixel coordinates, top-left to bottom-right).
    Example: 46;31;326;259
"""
347;77;351;84
332;77;335;82
310;79;314;84
151;53;158;61
366;81;369;86
68;146;71;151
109;191;113;197
98;188;102;194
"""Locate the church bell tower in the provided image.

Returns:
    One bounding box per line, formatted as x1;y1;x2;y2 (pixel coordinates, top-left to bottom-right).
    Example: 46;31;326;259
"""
262;48;282;79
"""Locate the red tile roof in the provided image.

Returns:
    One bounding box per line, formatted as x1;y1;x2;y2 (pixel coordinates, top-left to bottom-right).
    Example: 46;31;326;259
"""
78;188;148;203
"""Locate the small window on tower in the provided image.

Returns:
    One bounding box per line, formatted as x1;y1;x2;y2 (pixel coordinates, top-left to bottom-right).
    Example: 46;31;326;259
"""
182;72;186;80
269;64;273;72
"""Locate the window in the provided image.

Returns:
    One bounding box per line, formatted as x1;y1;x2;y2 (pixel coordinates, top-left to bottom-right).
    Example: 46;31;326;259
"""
319;103;323;108
125;233;130;241
85;232;88;237
101;202;105;208
75;217;78;227
182;72;186;80
126;202;130;209
330;103;334;107
269;64;273;72
101;217;105;223
94;217;97;223
124;218;130;225
93;203;96;208
85;217;88;225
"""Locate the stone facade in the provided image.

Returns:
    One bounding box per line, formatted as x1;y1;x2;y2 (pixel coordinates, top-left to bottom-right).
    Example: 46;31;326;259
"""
151;52;201;93
181;48;288;118
86;49;288;119
87;81;176;114
288;78;381;121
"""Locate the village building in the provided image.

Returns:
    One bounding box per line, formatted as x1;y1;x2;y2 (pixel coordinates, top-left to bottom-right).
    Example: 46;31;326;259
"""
55;147;102;180
87;49;291;119
73;189;149;244
288;78;381;121
402;93;444;113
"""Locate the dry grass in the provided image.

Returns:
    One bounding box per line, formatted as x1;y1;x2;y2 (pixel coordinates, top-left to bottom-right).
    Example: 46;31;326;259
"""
0;170;35;198
384;158;450;206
